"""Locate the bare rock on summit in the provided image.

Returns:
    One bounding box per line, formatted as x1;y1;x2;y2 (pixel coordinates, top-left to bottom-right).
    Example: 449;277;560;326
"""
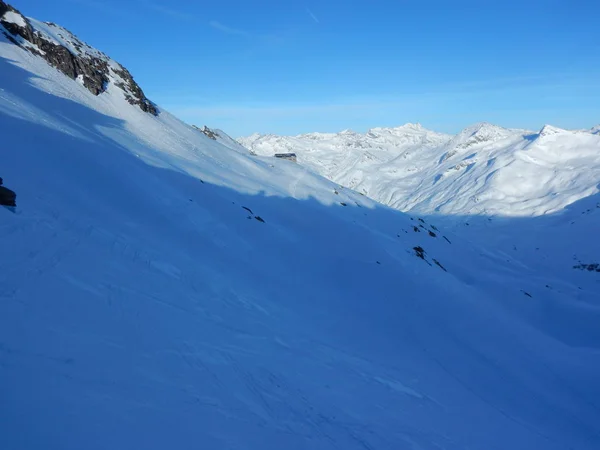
0;0;157;115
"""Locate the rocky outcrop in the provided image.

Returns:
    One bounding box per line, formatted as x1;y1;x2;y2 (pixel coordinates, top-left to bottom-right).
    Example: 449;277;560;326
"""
193;125;219;140
0;177;16;207
0;1;9;17
113;66;157;115
0;1;157;115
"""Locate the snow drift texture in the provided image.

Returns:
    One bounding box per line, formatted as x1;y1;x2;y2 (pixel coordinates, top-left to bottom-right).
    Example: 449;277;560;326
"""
1;3;600;450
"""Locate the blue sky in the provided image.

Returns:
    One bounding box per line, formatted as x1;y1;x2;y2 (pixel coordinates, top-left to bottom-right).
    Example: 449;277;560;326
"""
15;0;600;136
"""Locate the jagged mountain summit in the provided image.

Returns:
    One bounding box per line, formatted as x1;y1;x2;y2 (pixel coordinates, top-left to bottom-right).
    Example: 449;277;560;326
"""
240;122;600;217
0;0;156;114
1;2;600;450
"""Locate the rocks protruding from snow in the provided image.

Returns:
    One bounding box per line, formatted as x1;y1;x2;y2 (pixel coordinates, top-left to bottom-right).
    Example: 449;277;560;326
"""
590;125;599;135
0;177;16;207
112;66;157;115
192;125;250;154
193;125;218;140
0;1;157;115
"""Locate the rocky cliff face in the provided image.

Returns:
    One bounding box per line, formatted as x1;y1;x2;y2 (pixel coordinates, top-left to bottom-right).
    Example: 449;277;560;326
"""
0;1;157;115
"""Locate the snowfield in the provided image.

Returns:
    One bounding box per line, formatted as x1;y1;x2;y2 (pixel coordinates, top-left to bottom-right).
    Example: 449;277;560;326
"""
240;122;600;217
2;4;600;450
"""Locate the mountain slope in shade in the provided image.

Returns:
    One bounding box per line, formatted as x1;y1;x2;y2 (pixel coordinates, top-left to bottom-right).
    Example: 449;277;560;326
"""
1;3;600;450
240;123;600;217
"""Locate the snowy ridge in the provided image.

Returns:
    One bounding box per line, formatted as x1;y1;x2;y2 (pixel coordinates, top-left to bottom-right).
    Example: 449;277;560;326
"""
1;2;600;450
240;122;600;217
26;19;107;60
191;124;250;154
0;0;156;113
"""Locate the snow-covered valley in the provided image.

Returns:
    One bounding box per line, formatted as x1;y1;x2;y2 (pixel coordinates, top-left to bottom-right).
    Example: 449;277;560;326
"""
1;2;600;449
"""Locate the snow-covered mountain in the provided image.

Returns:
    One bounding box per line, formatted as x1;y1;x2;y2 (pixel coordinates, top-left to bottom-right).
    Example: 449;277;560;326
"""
240;122;600;217
0;1;155;115
2;2;600;450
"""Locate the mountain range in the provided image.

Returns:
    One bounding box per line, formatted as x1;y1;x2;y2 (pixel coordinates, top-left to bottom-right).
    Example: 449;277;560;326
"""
239;122;600;217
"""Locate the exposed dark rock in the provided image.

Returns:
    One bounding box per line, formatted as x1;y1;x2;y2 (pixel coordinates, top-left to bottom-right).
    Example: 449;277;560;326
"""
113;66;157;115
0;178;16;207
242;206;254;215
255;216;265;223
1;3;107;95
573;263;600;273
433;259;447;272
192;125;219;140
413;246;426;259
340;202;347;207
0;1;156;115
443;236;452;244
413;246;432;266
428;230;437;237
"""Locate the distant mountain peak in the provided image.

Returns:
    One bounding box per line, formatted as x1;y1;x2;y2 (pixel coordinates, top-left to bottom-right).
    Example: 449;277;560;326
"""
463;122;506;136
396;122;424;131
445;122;513;151
538;124;567;137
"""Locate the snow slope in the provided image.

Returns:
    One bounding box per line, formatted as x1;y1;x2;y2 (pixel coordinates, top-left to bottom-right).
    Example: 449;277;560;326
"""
240;122;600;217
2;5;600;450
192;124;251;154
